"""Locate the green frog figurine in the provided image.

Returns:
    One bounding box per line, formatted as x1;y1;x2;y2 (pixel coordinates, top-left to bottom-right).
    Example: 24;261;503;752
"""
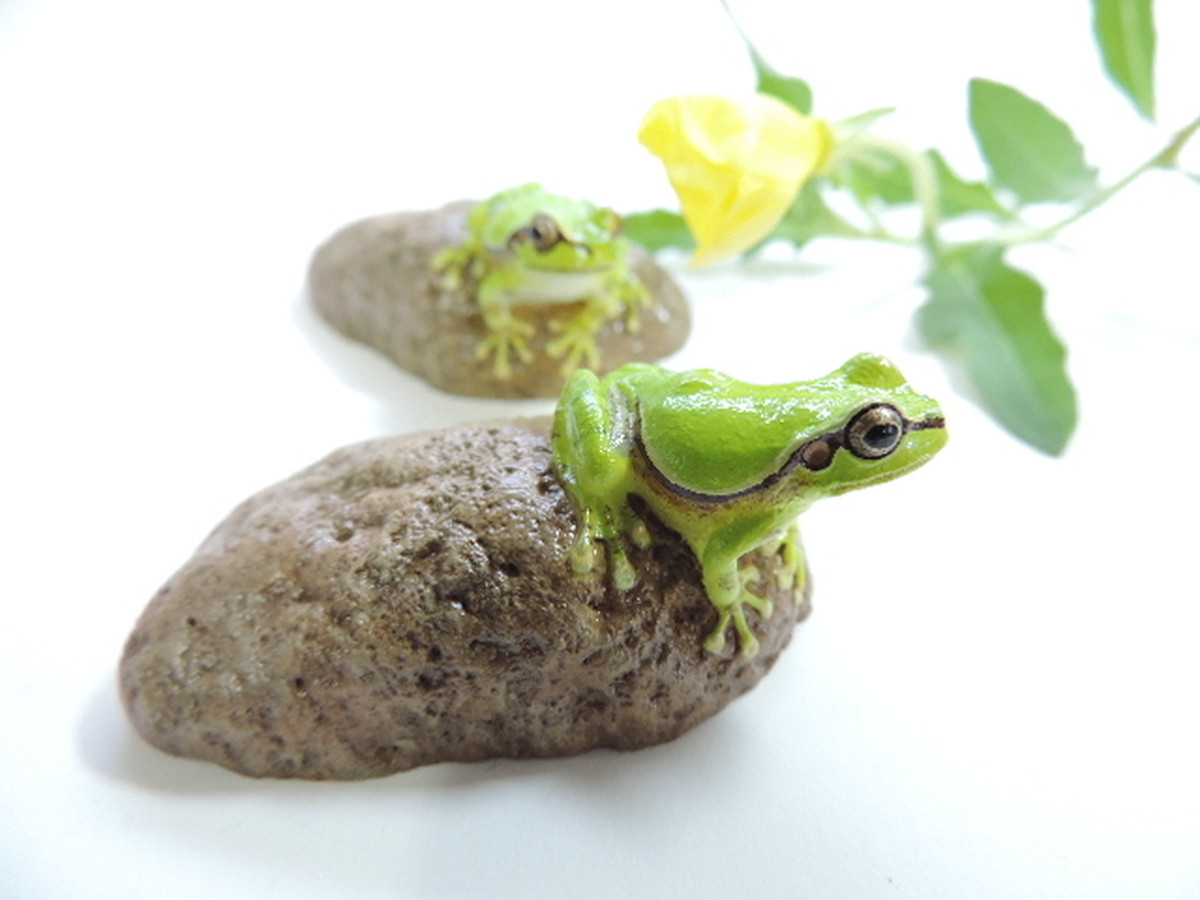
434;183;649;378
552;353;947;657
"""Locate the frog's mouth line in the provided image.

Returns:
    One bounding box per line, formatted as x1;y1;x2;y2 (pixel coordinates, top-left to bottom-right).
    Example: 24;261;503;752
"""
634;411;946;506
523;244;614;274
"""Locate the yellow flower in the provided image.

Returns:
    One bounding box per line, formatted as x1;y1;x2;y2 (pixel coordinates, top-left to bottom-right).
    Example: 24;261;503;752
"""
638;94;831;266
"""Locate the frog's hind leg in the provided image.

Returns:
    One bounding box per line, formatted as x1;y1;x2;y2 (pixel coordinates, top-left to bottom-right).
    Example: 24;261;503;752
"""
431;245;467;289
759;524;806;597
554;369;641;591
611;246;651;332
567;503;637;591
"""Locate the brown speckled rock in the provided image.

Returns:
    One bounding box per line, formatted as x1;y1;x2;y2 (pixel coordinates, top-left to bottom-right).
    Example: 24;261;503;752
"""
120;418;810;780
308;202;690;398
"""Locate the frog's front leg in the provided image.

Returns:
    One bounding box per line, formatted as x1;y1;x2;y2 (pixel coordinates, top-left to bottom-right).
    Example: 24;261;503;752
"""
699;522;788;657
473;271;535;379
700;556;775;658
545;293;618;374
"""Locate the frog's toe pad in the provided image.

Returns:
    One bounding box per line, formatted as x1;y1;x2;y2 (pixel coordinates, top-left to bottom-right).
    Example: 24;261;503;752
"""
569;536;599;577
703;628;727;656
702;608;761;659
611;550;636;592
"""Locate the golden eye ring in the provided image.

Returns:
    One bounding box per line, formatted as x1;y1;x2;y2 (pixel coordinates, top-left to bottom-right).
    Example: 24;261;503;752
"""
525;214;562;251
845;404;906;460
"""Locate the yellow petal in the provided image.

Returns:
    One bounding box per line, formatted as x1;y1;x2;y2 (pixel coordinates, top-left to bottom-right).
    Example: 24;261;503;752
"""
639;94;830;266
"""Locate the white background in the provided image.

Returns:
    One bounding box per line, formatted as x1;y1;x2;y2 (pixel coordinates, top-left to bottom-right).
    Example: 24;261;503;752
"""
3;1;1199;897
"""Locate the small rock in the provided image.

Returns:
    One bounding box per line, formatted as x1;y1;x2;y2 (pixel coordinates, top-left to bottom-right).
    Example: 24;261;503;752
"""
120;418;809;780
308;202;691;398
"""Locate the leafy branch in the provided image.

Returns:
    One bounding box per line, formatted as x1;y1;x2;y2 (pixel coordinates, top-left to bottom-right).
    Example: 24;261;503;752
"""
627;0;1198;455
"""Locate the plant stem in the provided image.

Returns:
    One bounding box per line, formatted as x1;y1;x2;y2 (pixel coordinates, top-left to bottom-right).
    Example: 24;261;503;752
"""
1015;111;1200;244
828;131;942;251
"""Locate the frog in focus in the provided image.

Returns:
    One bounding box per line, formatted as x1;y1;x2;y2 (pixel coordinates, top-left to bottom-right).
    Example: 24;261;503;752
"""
434;183;649;378
552;354;947;657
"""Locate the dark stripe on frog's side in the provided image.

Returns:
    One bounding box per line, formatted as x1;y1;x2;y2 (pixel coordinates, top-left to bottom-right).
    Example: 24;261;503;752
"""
631;405;946;507
908;416;946;431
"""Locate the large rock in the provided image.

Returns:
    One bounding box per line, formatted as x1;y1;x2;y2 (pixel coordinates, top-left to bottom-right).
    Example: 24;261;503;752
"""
308;202;691;398
120;418;810;780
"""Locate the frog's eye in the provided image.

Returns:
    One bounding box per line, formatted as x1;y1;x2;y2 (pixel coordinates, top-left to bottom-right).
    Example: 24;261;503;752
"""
845;404;906;460
510;214;563;252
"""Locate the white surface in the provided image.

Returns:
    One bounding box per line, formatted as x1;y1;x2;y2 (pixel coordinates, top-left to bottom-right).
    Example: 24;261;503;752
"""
3;1;1199;897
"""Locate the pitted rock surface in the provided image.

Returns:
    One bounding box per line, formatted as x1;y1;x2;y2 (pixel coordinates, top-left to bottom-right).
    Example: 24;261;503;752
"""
308;202;691;398
120;418;810;780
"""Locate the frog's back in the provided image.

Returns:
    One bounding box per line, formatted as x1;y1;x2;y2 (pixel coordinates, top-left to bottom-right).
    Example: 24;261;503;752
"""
635;371;831;496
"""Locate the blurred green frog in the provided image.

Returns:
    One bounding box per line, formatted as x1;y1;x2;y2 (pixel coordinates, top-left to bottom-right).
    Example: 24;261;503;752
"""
435;183;648;378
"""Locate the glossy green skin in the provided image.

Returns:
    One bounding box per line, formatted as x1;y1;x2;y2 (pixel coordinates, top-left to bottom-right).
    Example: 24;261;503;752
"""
552;354;947;656
433;183;648;377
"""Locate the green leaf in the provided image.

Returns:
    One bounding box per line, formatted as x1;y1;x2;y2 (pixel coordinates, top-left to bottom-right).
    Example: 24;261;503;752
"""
1155;115;1200;170
919;243;1077;455
833;144;1015;221
833;107;897;138
622;209;695;252
833;148;914;207
767;181;869;249
1091;0;1156;120
750;46;814;115
720;1;813;114
928;151;1017;220
968;78;1100;205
